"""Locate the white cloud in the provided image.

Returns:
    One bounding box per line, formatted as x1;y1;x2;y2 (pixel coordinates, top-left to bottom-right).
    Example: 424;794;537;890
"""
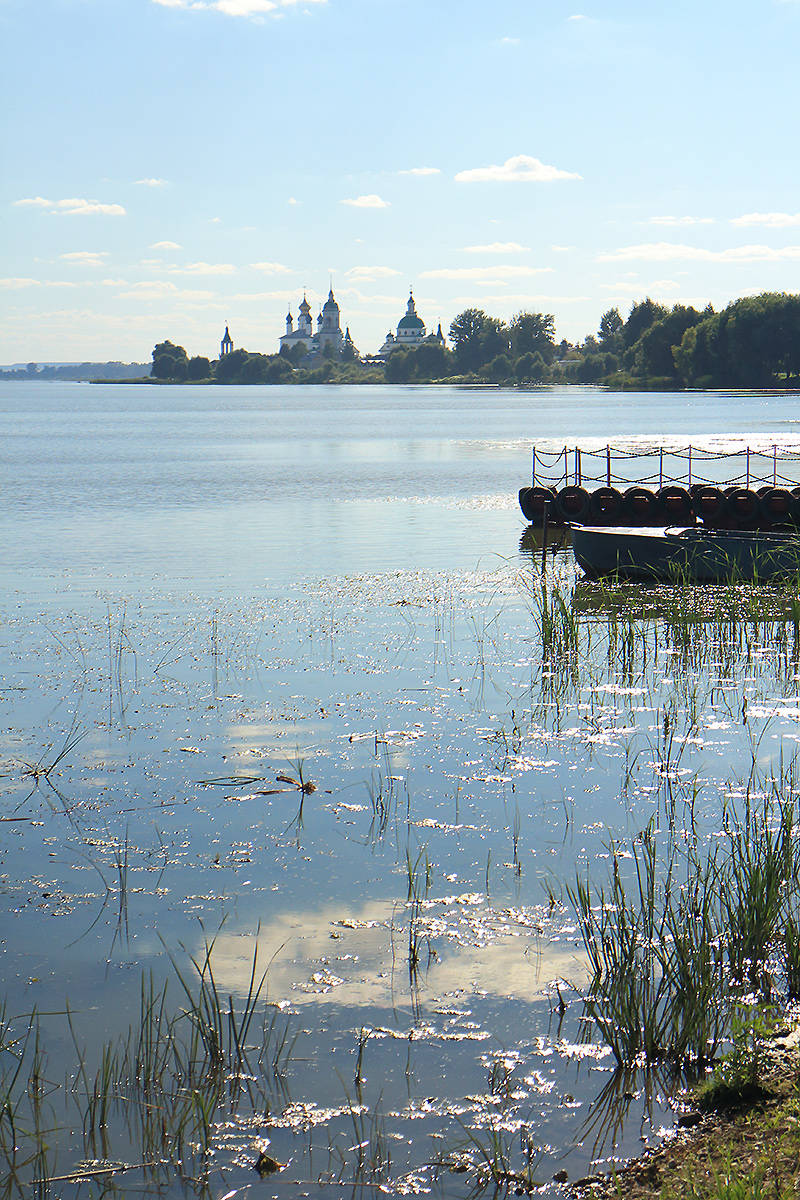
598;241;800;263
0;277;41;289
333;287;401;307
452;292;590;307
151;0;326;17
498;35;520;44
551;244;575;252
420;265;553;281
650;215;715;227
117;280;214;300
398;167;441;176
14;196;126;216
731;211;800;228
135;177;169;187
168;261;236;274
58;198;126;216
0;277;81;290
345;266;401;282
455;154;582;184
601;279;682;294
340;194;390;209
150;240;182;250
462;241;530;254
568;13;588;20
288;197;300;205
59;251;109;267
231;289;297;302
250;261;292;274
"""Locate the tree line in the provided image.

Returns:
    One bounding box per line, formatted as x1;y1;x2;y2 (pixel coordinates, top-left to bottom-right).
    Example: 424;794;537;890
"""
149;290;800;389
150;340;383;385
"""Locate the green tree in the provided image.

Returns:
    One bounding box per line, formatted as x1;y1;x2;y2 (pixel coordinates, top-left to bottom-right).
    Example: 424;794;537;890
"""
384;349;414;383
449;309;508;372
215;347;249;383
151;340;189;380
413;341;450;380
632;305;703;381
514;351;549;383
622;298;669;349
482;353;513;382
281;340;307;362
509;311;556;362
575;353;609;383
673;294;800;388
674;315;722;386
265;355;293;382
187;355;211;381
598;307;623;349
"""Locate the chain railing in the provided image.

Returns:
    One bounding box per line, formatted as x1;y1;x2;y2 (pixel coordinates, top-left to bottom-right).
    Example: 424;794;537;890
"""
531;445;800;491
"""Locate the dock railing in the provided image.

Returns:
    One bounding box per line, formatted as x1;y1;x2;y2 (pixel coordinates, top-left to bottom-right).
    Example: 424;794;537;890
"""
531;445;800;491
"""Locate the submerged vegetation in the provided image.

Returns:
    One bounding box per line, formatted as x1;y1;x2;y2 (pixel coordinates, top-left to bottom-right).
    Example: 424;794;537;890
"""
3;563;800;1195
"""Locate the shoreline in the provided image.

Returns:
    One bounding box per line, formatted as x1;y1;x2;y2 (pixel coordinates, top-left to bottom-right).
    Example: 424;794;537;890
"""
576;1019;800;1198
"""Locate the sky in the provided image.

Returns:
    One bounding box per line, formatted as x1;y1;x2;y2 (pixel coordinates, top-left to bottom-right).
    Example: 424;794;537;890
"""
3;0;800;363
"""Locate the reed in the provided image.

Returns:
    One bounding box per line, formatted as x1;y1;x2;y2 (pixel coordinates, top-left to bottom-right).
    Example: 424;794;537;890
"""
567;780;800;1068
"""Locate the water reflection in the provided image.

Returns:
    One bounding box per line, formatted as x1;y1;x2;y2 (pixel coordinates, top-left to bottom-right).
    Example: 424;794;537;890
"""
204;898;590;1013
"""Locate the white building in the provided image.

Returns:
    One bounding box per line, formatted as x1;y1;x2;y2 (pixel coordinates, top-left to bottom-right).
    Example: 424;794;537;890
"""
280;289;345;359
380;291;444;355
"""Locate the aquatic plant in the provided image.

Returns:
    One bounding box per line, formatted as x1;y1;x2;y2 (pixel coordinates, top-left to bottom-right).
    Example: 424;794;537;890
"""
567;785;800;1068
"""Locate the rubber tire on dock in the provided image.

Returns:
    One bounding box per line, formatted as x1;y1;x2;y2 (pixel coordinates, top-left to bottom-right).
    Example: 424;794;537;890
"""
589;486;623;524
759;487;794;526
725;487;761;526
554;485;591;523
656;485;694;525
621;486;656;525
690;485;727;525
519;486;557;524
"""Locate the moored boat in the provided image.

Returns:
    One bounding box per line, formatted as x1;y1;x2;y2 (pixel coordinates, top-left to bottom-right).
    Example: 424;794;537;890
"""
571;525;800;582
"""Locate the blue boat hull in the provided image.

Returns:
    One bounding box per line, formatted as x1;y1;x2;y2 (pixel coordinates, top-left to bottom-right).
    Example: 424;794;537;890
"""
571;525;800;582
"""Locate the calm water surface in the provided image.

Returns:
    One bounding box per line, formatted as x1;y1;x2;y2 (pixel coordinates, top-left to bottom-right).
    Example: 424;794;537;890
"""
1;382;800;1198
2;380;799;591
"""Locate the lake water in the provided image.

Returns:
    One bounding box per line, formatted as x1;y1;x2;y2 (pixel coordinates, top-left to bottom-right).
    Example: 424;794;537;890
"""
2;381;800;1198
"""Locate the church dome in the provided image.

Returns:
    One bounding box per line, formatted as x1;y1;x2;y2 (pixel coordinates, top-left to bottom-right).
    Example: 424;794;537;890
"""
323;288;339;312
398;312;425;330
397;291;425;331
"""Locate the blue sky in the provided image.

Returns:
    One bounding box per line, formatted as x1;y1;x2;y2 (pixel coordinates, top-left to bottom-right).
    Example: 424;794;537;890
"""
3;0;800;362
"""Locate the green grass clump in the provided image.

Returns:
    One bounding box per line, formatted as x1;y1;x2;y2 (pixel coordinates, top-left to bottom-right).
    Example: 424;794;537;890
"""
567;792;799;1070
696;1006;774;1111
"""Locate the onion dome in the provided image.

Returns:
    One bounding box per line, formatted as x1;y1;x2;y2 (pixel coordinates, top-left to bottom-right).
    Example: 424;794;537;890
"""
299;295;311;315
323;288;340;313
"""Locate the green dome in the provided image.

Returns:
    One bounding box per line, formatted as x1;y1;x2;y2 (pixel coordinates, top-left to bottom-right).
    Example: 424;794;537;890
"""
398;290;424;332
398;313;425;330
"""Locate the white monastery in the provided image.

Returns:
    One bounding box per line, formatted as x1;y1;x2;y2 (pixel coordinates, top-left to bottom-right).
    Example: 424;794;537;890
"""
379;291;445;355
280;289;355;360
